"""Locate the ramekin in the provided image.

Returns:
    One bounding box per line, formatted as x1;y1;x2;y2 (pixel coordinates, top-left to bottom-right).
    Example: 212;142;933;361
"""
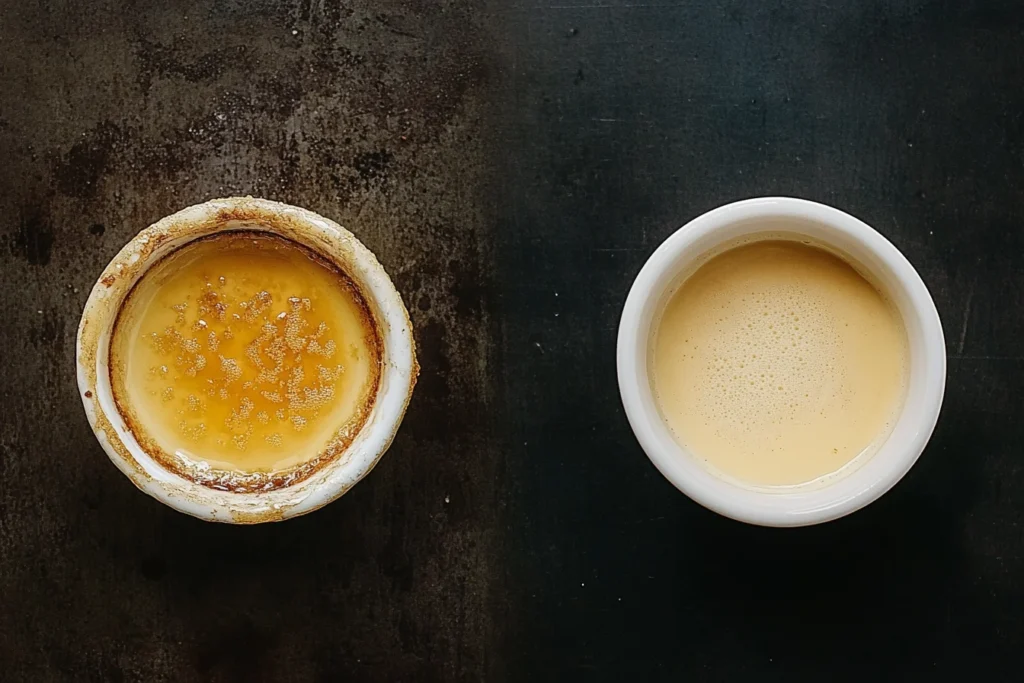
76;197;418;523
616;197;945;526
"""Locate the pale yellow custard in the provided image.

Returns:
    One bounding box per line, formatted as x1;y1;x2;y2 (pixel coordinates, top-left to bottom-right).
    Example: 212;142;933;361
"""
652;240;908;487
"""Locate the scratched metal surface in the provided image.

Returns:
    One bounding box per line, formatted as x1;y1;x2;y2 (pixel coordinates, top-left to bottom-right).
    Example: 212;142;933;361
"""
2;1;1023;681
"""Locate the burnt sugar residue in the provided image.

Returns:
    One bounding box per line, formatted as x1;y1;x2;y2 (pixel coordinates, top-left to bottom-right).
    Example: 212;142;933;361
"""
109;231;381;492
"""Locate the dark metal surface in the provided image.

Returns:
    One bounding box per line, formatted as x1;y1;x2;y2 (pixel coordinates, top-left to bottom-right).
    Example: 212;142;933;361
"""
1;1;1023;681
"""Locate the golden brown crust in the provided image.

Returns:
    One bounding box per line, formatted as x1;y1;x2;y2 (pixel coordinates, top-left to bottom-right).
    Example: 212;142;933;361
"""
108;230;384;493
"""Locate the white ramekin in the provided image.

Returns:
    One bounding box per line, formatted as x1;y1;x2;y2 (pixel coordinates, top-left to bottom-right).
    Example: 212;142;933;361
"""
76;197;418;523
617;197;945;527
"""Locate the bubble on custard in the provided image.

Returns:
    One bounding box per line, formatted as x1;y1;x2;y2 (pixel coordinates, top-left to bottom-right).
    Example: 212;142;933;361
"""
232;431;251;451
179;420;206;442
240;290;272;323
692;280;843;436
238;397;254;419
318;365;340;383
284;297;310;351
172;302;188;325
307;338;337;358
220;356;242;384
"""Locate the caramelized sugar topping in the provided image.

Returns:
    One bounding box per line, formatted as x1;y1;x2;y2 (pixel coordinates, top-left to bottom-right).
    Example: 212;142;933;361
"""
110;231;381;491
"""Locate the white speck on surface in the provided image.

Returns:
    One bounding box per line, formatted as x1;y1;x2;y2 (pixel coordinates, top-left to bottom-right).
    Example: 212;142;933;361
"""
292;29;298;35
444;495;450;504
37;310;42;314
